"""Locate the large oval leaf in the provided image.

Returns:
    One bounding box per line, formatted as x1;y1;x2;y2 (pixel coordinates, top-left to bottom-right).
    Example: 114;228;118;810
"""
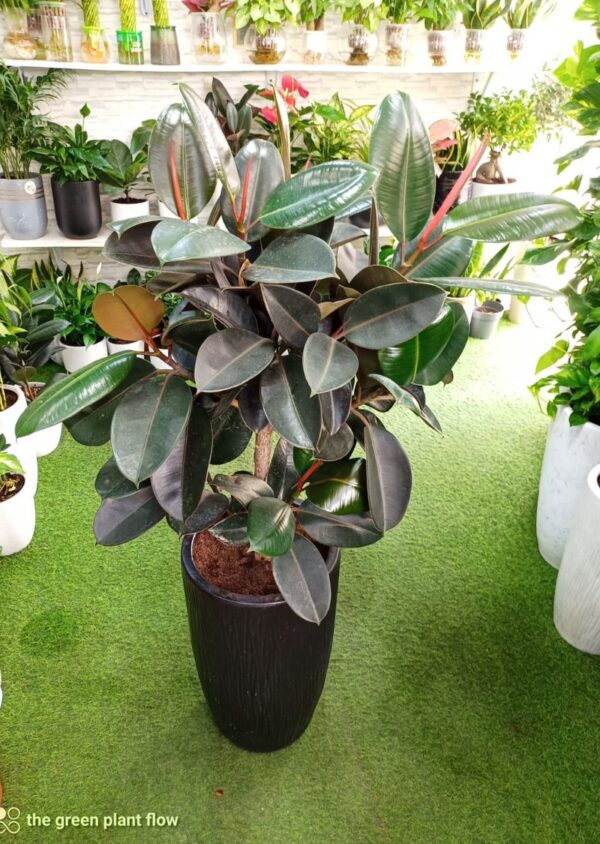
16;352;136;436
93;285;165;341
105;223;211;273
377;305;456;386
416;276;559;298
209;512;249;546
442;193;582;242
94;486;164;546
162;312;215;355
272;535;331;624
413;301;469;385
182;493;229;535
401;232;472;279
238;379;269;432
304;457;367;515
260;161;378;230
149;102;216;220
95;456;139;499
211;405;252;464
298;501;382;548
343;282;446;350
260;355;321;449
261;285;320;348
151;219;249;264
244;234;336;284
181;285;257;332
369;374;442;434
302;333;358;395
221;139;285;243
111;374;192;484
213;473;273;506
319;383;352;435
370;91;435;244
247;497;295;556
195;328;274;393
267;438;299;501
364;425;412;532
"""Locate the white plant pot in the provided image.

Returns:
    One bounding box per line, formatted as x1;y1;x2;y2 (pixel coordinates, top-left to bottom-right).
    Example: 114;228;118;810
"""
447;292;475;322
158;200;178;219
0;475;35;556
536;406;600;568
19;383;62;457
107;339;145;356
0;384;27;442
109;198;151;223
61;338;108;374
554;464;600;654
0;386;38;492
9;441;38;496
470;180;526;199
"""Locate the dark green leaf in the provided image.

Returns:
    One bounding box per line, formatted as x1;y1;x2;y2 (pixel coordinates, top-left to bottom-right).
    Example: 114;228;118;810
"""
419;277;558;298
182;285;258;332
330;222;366;247
364;425;412;532
267;438;299;500
195;328;274;393
302;333;358;395
260;355;321;448
182;493;229;534
247;497;295;556
151;220;248;265
211;405;252;463
238;380;268;432
95;456;139;499
401;233;472;279
272;536;331;624
320;384;352;435
213;473;273;506
315;423;355;461
261;285;320;348
369;374;442;434
221;139;284;242
414;301;469;385
209;512;249;546
304;458;367;514
94;486;164;546
244;234;336;284
298;501;382;547
162;312;215;355
377;305;455;386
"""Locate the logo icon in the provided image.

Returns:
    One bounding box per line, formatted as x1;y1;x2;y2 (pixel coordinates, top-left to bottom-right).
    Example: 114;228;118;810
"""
0;807;20;835
23;180;37;196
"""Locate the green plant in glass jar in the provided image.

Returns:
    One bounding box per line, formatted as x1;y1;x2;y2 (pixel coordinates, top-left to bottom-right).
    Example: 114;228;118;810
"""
117;0;144;64
235;0;299;63
79;0;110;62
336;0;385;64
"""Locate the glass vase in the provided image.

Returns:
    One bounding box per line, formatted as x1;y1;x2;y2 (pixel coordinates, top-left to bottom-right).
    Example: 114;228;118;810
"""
150;25;180;64
303;27;327;64
385;23;409;66
191;11;227;63
244;25;286;64
27;8;46;58
506;27;527;60
3;8;38;59
345;24;378;65
80;26;110;62
117;29;144;64
427;28;452;66
38;1;73;61
464;28;486;63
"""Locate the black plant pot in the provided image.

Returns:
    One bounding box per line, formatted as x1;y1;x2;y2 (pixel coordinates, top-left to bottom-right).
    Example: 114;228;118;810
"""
181;536;340;752
51;178;102;238
434;169;466;212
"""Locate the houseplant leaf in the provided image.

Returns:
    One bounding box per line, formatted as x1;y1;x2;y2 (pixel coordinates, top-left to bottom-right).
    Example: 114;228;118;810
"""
194;328;274;393
247;497;295;556
267;438;299;500
94;486;164;546
182;493;229;534
261;285;320;348
368;374;442;434
162;313;215;355
319;384;352;435
364;425;412;532
298;501;382;548
272;536;331;624
243;234;336;284
260;355;321;449
420;277;559;298
302;333;358;395
413;302;469;385
238;380;269;432
213;473;273;506
151;220;249;264
92;285;165;341
211;405;252;464
401;234;472;279
209;512;249;545
377;305;456;386
95;456;139;499
304;458;367;514
181;285;258;332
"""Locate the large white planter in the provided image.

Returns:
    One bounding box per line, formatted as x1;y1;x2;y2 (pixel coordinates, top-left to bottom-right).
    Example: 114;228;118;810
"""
157;200;178;219
19;383;62;457
0;385;27;442
536;406;600;567
0;474;35;556
109;198;150;223
61;338;108;374
0;387;38;494
107;339;145;356
470;180;527;199
554;464;600;654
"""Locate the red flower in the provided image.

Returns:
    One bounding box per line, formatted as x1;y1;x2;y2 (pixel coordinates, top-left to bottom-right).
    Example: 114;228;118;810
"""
281;75;309;99
259;106;278;125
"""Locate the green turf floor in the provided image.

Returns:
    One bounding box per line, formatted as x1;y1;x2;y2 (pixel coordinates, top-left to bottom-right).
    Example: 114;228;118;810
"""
1;321;599;844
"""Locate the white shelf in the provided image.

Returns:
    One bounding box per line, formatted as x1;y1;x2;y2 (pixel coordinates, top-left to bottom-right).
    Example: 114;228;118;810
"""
5;58;500;75
0;228;109;249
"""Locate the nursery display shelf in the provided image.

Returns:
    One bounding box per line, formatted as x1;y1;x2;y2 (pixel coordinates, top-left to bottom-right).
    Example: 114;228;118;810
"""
5;58;502;75
0;229;109;249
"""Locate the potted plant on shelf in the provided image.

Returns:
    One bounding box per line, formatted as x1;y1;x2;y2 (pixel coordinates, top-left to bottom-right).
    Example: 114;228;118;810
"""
29;104;109;239
299;0;331;63
504;0;555;60
415;0;461;65
79;0;110;63
117;0;144;64
458;89;538;198
36;0;73;61
461;0;508;63
182;0;231;62
0;437;34;556
0;0;39;58
204;78;259;154
336;0;384;64
150;0;181;64
429;117;472;210
0;63;67;240
100;138;151;223
382;0;415;65
235;0;296;63
17;83;581;750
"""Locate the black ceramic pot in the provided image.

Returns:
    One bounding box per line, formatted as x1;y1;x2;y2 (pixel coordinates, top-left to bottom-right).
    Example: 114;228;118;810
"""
434;169;467;212
51;179;102;238
181;536;340;752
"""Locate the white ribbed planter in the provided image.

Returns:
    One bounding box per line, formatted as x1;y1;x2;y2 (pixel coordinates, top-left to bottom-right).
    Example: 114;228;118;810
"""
109;198;151;223
19;383;62;458
0;474;35;556
0;385;27;443
61;338;108;373
536;406;600;568
107;339;145;356
554;464;600;654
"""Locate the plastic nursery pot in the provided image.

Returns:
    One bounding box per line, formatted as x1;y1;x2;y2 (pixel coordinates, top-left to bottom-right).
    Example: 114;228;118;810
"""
61;338;107;374
427;29;452;67
385;23;409;66
303;28;327;64
19;383;62;458
150;25;180;65
80;26;110;62
0;473;35;557
191;11;227;63
2;8;38;58
0;174;48;240
244;25;286;64
37;1;73;61
181;534;340;752
345;24;378;65
506;27;527;60
109;197;150;223
51;179;102;239
116;29;144;64
433;169;468;212
469;299;504;339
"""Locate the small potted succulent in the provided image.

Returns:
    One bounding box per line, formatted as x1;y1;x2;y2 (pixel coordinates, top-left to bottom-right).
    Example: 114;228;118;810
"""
0;0;38;58
0;63;67;240
382;0;415;66
461;0;508;63
337;0;384;64
0;437;35;557
416;0;461;65
235;0;296;63
504;0;555;60
29;104;109;239
150;0;181;64
79;0;110;62
117;0;144;64
183;0;231;62
299;0;331;63
100;137;151;223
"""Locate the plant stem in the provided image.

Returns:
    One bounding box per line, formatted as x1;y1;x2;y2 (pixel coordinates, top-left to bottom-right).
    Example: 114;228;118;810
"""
254;425;272;481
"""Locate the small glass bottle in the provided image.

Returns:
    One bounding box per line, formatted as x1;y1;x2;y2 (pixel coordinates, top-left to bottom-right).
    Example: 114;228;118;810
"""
38;1;73;62
385;23;409;66
80;26;110;62
116;29;144;64
192;11;227;63
506;28;527;60
427;29;452;67
345;24;378;66
464;28;486;63
244;25;286;64
2;8;38;59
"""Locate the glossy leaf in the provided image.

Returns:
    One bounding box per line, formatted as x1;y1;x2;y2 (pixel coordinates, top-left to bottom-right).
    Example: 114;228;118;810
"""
302;333;358;395
209;512;249;546
259;161;378;230
315;423;355;461
320;383;352;435
93;285;165;342
377;305;455;386
247;497;295;556
272;535;331;624
182;493;229;535
94;486;164;546
112;374;192;484
16;352;136;436
267;438;299;500
244;234;336;284
304;458;367;515
343;282;446;350
238;380;268;432
298;501;382;548
213;473;273;506
26;318;69;345
330;222;366;248
369;91;435;243
105;223;210;273
221;139;284;242
401;233;472;279
211;405;252;464
261;285;320;348
181;285;257;332
369;374;442;434
349;265;405;294
414;301;469;385
260;355;321;449
95;456;139;499
364;425;412;532
151;219;248;265
419;276;559;298
442;193;582;242
195;329;274;393
162;312;215;355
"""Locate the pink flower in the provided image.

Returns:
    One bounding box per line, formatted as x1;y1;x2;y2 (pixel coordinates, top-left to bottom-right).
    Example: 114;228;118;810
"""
259;106;278;125
281;75;309;99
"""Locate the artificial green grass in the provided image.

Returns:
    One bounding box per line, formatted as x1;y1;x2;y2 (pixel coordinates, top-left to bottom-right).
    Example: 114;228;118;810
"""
1;322;599;843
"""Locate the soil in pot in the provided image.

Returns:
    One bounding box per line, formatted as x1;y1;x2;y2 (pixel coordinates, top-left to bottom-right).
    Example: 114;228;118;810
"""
193;530;276;595
0;473;24;502
1;390;19;411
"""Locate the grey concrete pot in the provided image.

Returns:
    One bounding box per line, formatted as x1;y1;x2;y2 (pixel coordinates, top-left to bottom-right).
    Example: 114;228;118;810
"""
469;300;504;340
0;174;48;239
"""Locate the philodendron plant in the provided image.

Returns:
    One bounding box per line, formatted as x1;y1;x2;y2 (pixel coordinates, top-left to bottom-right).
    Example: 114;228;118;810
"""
16;85;582;623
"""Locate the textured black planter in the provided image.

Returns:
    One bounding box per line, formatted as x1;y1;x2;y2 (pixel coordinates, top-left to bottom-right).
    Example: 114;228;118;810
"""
434;169;467;212
181;536;340;752
51;179;102;238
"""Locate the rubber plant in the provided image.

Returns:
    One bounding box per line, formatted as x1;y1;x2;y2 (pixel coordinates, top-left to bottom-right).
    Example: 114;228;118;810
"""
17;85;582;623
